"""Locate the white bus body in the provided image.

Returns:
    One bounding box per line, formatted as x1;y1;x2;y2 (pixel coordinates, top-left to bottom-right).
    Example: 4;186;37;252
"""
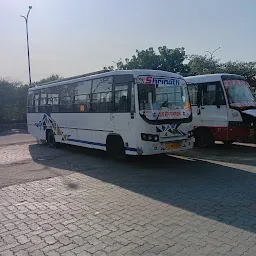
185;74;256;147
27;70;194;156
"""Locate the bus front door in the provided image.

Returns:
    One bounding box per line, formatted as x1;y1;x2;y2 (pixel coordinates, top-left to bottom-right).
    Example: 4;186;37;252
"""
198;83;228;139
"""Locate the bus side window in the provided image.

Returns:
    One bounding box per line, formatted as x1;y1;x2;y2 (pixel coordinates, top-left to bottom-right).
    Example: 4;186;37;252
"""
74;80;92;112
216;83;226;106
47;86;59;113
91;77;113;113
27;91;34;113
201;83;216;106
39;89;47;113
114;85;129;112
34;91;40;113
113;75;133;113
59;84;75;113
200;82;226;107
187;84;198;106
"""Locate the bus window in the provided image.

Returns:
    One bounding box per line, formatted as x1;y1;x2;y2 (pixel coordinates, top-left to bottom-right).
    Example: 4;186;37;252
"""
34;91;40;113
188;84;198;106
59;84;75;112
115;85;129;112
47;86;59;112
74;94;90;112
27;91;34;113
216;84;226;106
200;82;225;106
202;84;216;105
74;80;92;112
91;77;113;112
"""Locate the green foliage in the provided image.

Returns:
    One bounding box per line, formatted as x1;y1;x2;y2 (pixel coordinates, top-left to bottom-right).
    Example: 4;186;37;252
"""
188;55;220;74
0;74;62;124
34;74;63;85
0;79;28;123
104;46;189;73
188;55;256;87
219;61;256;86
105;47;256;88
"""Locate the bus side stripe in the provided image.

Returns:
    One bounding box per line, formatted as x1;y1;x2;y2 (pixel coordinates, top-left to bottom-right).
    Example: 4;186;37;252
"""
66;138;137;152
67;138;105;147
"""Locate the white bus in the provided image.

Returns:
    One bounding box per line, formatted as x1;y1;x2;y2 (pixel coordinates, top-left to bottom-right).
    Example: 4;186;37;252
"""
27;69;194;156
185;74;256;147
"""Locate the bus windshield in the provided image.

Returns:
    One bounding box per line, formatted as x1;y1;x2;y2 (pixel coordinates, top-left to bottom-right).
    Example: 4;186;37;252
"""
137;76;191;121
223;80;256;107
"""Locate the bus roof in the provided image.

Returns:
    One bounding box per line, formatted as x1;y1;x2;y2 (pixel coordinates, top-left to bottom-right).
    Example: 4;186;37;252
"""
185;73;245;84
29;69;184;91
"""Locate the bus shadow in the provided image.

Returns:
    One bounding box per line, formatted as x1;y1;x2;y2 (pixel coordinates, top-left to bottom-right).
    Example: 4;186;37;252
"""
29;143;256;234
176;142;256;166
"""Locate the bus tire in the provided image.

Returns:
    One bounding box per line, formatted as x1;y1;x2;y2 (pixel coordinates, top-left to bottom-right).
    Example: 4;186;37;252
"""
106;135;125;159
194;128;214;148
47;130;56;148
223;140;234;147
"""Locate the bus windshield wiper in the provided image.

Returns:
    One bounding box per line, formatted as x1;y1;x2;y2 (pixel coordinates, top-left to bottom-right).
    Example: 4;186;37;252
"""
156;100;168;120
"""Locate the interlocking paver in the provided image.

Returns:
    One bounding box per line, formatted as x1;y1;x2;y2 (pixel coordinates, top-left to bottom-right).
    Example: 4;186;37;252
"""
29;251;44;256
0;144;31;166
0;138;255;255
1;250;14;256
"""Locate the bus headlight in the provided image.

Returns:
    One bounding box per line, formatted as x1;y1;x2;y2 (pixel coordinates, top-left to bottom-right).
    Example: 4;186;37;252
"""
141;133;159;142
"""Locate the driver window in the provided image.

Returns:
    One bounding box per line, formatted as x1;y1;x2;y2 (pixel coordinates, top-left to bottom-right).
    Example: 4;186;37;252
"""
202;84;216;105
200;82;226;106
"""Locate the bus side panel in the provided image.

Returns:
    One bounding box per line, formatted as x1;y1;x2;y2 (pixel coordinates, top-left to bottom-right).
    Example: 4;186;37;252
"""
28;111;139;153
52;113;112;148
52;112;138;153
27;113;47;140
110;112;138;155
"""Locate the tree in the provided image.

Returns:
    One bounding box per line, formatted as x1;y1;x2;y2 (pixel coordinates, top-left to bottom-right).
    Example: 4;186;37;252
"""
0;79;28;123
158;46;190;73
104;46;190;73
120;47;161;70
188;54;220;75
188;55;256;87
0;74;63;124
219;61;256;87
34;74;63;85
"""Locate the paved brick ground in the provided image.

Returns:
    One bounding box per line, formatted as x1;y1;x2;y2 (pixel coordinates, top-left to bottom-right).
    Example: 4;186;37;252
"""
0;130;35;147
0;135;255;255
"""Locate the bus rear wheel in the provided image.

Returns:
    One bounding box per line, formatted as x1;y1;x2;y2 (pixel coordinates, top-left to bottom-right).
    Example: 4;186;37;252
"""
222;141;234;147
47;130;56;148
194;128;214;148
106;135;125;159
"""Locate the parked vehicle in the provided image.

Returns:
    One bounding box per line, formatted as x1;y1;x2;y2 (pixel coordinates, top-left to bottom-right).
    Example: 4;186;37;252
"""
186;74;256;147
27;69;194;157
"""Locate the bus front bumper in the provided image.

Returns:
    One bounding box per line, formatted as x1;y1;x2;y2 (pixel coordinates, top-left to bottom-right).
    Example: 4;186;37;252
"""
136;138;194;156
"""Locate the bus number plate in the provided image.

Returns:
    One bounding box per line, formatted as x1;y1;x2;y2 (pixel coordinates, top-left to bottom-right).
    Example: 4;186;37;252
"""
165;142;181;150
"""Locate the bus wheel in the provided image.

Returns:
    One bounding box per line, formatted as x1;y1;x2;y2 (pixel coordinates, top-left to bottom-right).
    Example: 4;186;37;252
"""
47;130;56;148
106;135;125;159
194;128;214;148
223;141;234;147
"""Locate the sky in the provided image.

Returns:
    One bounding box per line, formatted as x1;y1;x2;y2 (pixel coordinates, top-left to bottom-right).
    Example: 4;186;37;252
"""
1;0;256;83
